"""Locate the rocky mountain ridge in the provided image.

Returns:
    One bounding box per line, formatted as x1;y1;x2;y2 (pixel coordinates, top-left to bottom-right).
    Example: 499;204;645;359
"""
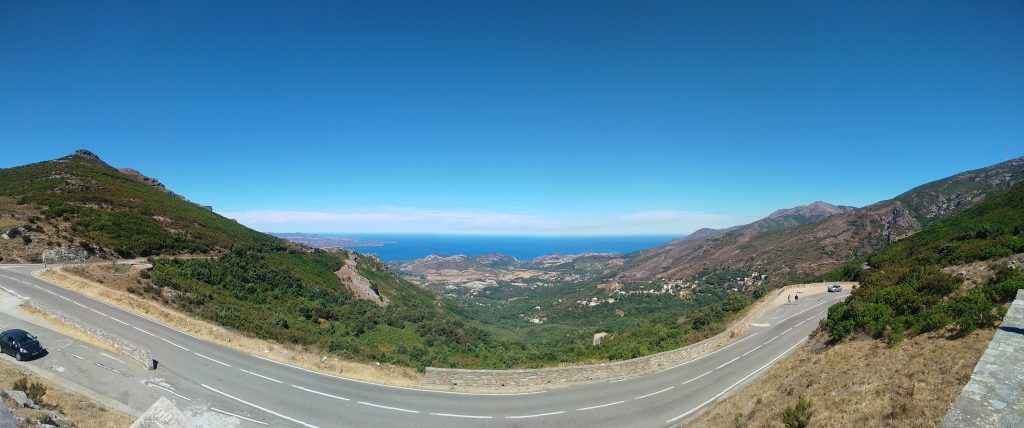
618;157;1024;283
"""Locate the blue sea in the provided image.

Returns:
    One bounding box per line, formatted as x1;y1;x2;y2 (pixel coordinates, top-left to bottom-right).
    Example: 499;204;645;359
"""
326;234;678;262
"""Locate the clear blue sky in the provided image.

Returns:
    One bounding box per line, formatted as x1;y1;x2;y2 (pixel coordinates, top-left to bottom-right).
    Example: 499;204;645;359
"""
2;1;1022;235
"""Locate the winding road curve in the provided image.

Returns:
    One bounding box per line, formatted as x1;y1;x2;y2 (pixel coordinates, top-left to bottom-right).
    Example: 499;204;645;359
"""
0;264;849;427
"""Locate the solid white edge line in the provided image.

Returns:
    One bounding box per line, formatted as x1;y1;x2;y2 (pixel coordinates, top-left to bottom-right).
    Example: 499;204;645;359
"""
210;408;269;426
429;413;493;419
357;401;420;414
666;338;809;424
290;385;350;401
635;386;674;400
239;368;282;384
576;400;625;411
160;338;190;351
195;352;231;367
506;411;565;419
249;354;547;396
201;384;319;428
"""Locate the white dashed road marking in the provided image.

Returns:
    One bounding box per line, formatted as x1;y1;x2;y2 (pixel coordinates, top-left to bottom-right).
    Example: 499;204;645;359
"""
250;354;547;396
716;356;741;370
291;385;350;401
210;408;268;426
576;400;625;411
94;362;131;377
195;352;231;367
357;401;420;414
667;339;808;424
0;285;28;300
635;386;674;400
506;411;565;419
239;368;282;384
160;338;190;351
682;370;713;385
133;326;156;337
430;413;493;419
144;381;192;401
53;348;85;360
100;352;125;364
202;384;319;428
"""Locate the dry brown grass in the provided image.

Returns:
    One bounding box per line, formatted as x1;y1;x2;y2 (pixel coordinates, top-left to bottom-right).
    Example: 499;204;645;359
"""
0;360;133;428
36;266;425;387
685;329;993;428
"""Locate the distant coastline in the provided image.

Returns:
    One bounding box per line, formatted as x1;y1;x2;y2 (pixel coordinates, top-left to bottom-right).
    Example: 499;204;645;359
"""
270;232;393;248
273;233;679;262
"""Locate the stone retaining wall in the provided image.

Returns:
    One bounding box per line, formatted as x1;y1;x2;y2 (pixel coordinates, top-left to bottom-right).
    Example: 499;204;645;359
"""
25;300;156;370
942;289;1024;428
420;284;818;391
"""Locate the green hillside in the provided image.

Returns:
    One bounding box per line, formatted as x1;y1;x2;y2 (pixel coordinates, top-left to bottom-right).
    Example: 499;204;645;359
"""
0;151;513;370
0;150;277;257
824;180;1024;343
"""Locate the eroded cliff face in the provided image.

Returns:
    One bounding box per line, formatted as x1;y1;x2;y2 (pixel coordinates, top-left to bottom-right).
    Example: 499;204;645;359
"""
336;256;390;307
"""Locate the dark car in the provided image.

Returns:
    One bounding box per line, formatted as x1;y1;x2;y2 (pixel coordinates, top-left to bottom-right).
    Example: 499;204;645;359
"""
0;329;45;361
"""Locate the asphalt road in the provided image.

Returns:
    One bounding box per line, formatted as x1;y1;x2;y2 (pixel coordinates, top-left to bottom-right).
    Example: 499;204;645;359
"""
0;264;849;427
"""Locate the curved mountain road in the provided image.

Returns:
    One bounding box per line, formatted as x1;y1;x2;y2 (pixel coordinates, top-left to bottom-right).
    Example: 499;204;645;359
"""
0;264;848;427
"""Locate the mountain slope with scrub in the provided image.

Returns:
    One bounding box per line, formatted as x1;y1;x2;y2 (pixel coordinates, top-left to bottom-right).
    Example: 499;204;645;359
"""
0;151;520;370
621;157;1024;284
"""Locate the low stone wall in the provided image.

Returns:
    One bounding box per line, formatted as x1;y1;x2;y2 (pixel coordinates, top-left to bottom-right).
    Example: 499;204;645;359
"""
942;289;1024;428
420;284;828;391
25;300;156;370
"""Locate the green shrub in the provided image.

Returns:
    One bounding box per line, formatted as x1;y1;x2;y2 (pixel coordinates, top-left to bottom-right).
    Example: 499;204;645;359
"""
12;377;28;392
822;180;1024;343
782;395;813;428
10;377;46;403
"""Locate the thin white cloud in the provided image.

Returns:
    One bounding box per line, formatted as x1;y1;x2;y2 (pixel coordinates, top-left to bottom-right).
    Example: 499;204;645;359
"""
220;207;760;236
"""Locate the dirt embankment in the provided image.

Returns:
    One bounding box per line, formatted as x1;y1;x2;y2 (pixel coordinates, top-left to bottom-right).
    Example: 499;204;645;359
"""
685;329;993;428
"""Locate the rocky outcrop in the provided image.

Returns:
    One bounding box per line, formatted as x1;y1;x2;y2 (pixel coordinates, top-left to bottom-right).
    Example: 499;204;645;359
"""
72;149;102;162
335;258;389;307
119;168;185;200
897;157;1024;225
